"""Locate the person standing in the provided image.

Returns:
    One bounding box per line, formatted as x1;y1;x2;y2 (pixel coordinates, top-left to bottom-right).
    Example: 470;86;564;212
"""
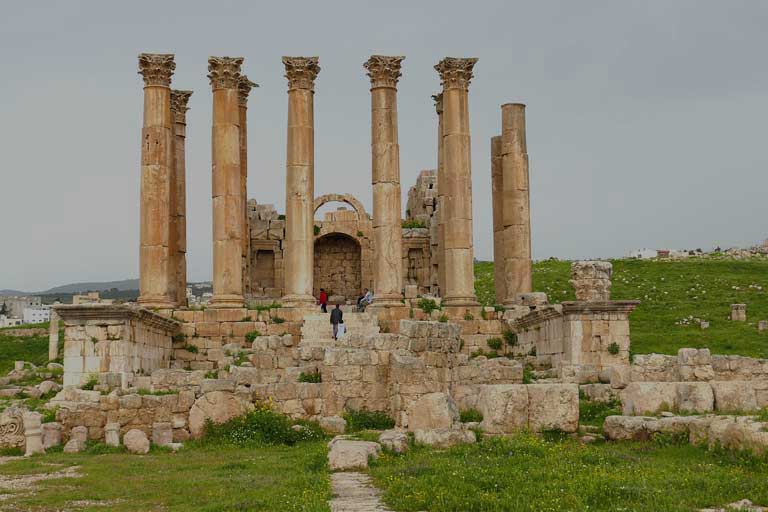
318;288;328;313
330;303;343;340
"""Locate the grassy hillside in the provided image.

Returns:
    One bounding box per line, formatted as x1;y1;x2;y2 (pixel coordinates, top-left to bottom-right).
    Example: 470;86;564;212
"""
475;256;768;358
0;333;50;374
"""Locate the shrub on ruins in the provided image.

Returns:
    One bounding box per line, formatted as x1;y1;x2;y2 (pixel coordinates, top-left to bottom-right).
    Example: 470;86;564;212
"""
343;408;395;432
608;342;620;355
402;219;426;229
486;338;503;351
272;316;286;324
438;314;448;323
202;401;324;446
464;311;474;321
417;298;440;314
502;329;518;347
459;409;483;423
184;344;199;354
172;333;186;343
298;370;322;383
244;330;262;343
81;375;98;390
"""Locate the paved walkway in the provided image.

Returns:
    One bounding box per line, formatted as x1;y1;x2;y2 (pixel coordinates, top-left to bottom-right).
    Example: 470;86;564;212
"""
329;472;392;512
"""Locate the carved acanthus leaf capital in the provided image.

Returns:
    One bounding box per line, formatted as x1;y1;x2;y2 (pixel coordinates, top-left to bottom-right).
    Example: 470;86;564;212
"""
138;53;175;87
237;76;259;106
282;57;320;91
431;93;443;114
170;90;193;123
434;57;478;90
207;56;244;90
363;55;404;89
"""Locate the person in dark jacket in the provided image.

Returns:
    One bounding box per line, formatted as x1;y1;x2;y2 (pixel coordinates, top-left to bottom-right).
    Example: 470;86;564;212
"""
330;304;343;340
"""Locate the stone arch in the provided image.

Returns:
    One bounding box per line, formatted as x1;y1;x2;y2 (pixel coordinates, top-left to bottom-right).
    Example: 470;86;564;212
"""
314;193;367;218
313;232;362;302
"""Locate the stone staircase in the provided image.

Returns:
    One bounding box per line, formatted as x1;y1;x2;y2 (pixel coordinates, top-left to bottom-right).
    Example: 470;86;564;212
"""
300;311;380;344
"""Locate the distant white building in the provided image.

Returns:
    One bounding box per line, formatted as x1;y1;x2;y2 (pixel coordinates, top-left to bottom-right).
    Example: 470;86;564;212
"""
22;305;51;324
628;248;658;260
0;296;42;318
0;315;22;328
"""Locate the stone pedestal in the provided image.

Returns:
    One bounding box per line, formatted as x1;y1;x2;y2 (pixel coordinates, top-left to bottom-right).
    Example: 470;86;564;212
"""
238;77;258;298
731;304;747;322
501;103;532;306
208;56;245;308
282;57;320;306
570;261;612;301
137;53;177;308
435;57;479;308
364;55;405;306
490;135;505;305
171;90;192;307
23;412;44;456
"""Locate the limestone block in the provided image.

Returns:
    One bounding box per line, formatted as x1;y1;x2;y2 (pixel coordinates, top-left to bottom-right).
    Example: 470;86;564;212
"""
23;412;44;456
70;425;88;443
730;304;747;322
603;415;658;441
711;381;758;412
63;438;87;453
319;416;346;434
124;429;150;454
610;365;631;389
676;382;714;413
478;384;528;434
678;348;711;366
407;392;459;431
413;428;475;448
188;391;254;438
378;429;409;454
527;384;579;433
621;382;678;415
152;422;173;447
42;422;61;449
201;379;236;393
105;423;120;447
327;436;381;471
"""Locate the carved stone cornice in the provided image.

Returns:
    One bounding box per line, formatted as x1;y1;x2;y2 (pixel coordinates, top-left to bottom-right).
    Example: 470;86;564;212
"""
170;90;193;124
431;93;443;114
434;57;478;90
237;76;259;106
282;56;320;91
138;53;175;87
363;55;404;89
207;56;244;90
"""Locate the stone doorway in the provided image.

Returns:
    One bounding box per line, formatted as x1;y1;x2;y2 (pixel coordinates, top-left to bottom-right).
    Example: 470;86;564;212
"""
313;233;362;302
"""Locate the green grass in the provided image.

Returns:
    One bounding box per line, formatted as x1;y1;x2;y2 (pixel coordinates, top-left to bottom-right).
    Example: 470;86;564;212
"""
0;333;50;374
369;434;768;512
0;321;50;331
475;257;768;358
0;442;330;511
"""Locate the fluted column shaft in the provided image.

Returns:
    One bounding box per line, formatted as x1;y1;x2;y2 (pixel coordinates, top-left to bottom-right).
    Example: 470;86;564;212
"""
501;103;532;305
282;57;320;305
238;78;257;299
208;57;245;308
491;135;506;304
365;56;405;306
435;57;479;307
433;94;446;298
138;53;177;308
171;90;192;307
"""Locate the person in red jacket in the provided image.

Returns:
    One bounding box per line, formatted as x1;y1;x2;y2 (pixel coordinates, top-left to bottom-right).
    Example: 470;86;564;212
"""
318;288;328;313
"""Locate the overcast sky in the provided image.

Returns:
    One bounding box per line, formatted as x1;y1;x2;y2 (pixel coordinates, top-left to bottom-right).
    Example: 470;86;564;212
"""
2;1;767;292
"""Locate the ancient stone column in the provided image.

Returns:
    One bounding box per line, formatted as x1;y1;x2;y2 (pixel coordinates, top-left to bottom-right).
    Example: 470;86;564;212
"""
48;308;59;360
208;56;245;308
491;135;506;304
137;53;177;309
433;93;446;298
364;55;405;306
435;57;479;307
170;90;192;307
282;57;320;306
238;77;258;298
501;103;532;306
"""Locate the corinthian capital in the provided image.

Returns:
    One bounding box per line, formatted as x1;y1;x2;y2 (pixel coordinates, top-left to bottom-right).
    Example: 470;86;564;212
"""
434;57;478;90
237;76;259;106
138;53;175;87
282;57;320;91
363;55;405;89
170;90;193;123
207;57;244;90
431;92;443;114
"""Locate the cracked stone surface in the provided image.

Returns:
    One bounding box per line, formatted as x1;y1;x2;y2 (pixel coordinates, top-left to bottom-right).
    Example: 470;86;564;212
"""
329;472;392;512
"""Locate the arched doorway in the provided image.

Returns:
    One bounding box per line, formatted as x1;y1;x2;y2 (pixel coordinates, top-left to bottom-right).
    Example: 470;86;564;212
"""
313;233;362;302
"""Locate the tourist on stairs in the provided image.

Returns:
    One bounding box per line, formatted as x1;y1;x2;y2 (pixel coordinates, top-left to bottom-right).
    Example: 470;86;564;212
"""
318;288;328;313
330;303;343;340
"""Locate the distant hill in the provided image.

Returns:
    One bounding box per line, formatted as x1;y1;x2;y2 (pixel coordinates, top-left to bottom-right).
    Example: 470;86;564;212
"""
41;279;140;295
